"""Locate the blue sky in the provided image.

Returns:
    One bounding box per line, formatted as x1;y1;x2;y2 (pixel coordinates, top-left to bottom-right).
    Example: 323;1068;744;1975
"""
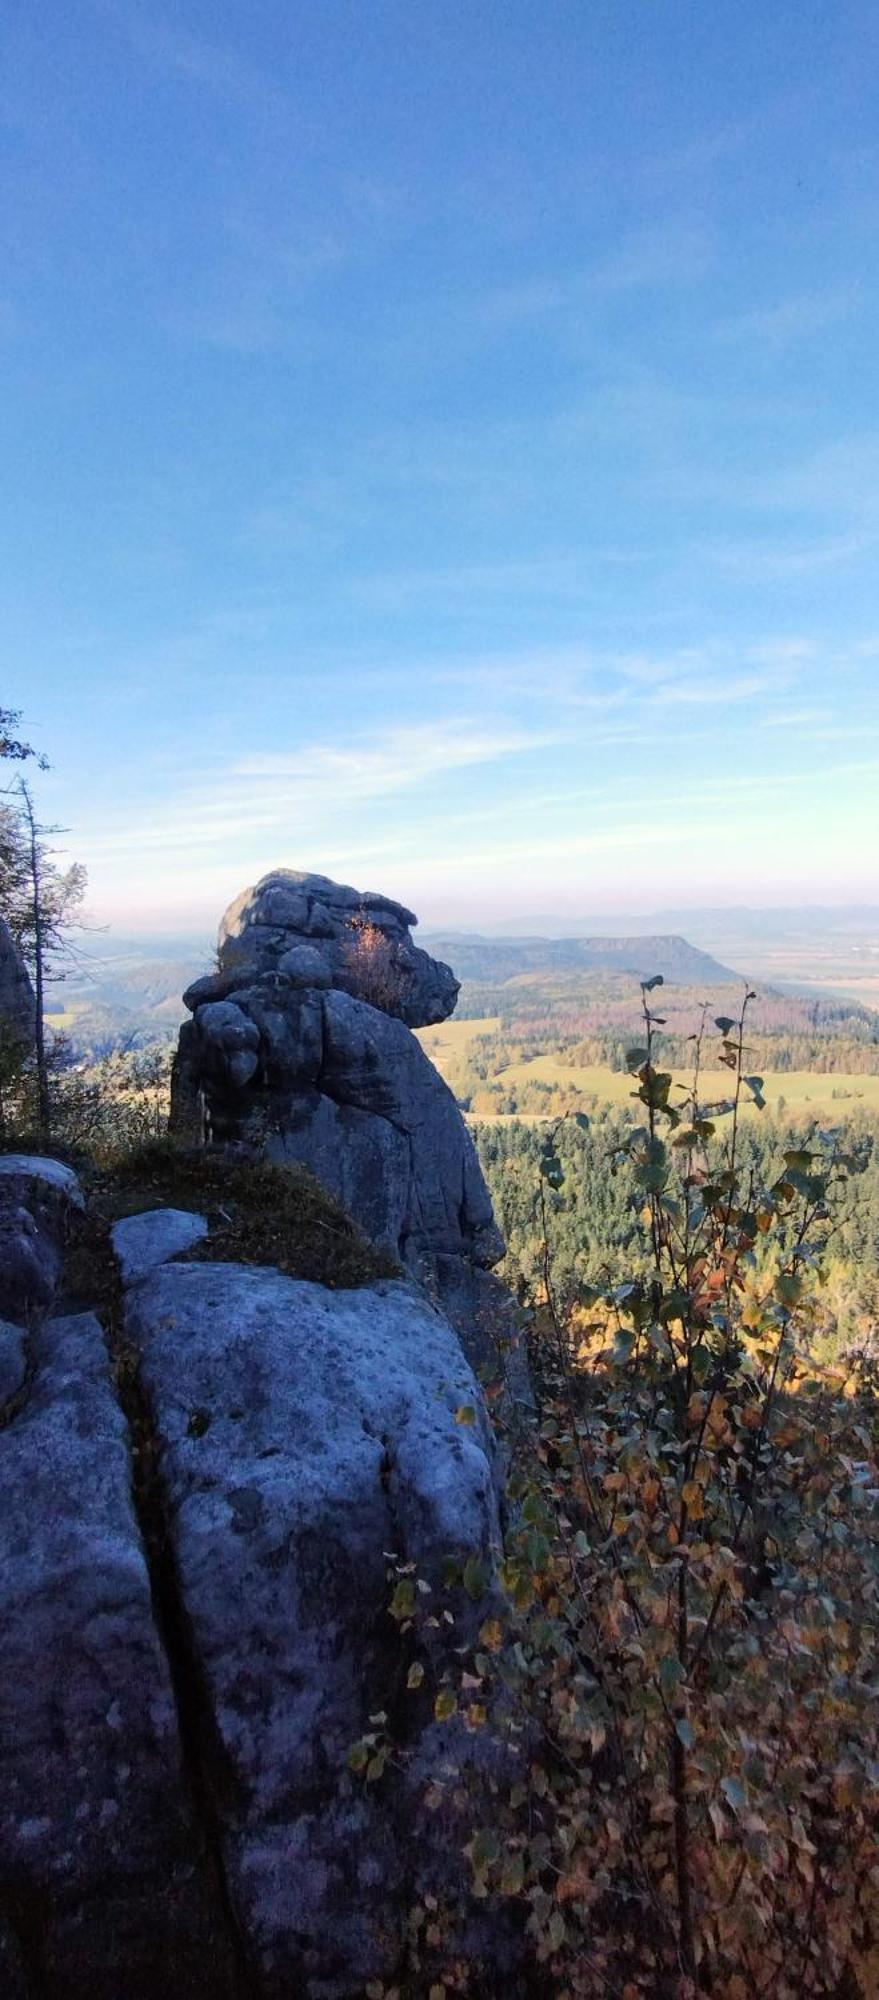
3;0;878;930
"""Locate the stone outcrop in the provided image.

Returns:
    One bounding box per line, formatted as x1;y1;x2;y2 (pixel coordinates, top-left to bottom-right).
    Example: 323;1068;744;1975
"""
0;1302;241;1998
171;872;511;1370
111;1206;209;1285
125;1261;505;1997
0;1190;515;1998
1;872;526;1994
0;919;35;1064
0;1156;84;1328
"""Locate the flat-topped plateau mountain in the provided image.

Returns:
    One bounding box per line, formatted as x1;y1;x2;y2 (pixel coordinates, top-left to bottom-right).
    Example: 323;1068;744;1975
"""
421;930;737;986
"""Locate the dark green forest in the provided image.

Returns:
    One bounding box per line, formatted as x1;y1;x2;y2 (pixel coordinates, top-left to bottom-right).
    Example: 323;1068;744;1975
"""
476;1106;879;1352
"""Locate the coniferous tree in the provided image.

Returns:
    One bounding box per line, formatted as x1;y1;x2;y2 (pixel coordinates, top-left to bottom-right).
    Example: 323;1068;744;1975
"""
0;711;87;1140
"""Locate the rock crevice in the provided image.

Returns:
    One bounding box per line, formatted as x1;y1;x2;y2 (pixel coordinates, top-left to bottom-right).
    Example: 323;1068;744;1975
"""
97;1245;259;1998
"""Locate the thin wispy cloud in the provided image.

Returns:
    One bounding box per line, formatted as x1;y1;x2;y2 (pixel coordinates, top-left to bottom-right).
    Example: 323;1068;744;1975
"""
92;0;288;116
78;718;558;861
7;6;877;924
719;287;859;348
235;720;556;797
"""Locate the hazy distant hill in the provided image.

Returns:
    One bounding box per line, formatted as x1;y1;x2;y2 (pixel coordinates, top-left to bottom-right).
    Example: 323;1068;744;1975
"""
45;937;208;1054
466;905;879;941
422;933;737;986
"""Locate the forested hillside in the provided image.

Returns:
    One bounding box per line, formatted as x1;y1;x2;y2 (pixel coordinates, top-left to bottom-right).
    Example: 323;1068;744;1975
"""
420;968;879;1118
417;960;879;1356
476;1105;879;1353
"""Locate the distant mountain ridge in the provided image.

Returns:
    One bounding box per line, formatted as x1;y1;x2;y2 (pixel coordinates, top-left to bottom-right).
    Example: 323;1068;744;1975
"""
423;933;738;986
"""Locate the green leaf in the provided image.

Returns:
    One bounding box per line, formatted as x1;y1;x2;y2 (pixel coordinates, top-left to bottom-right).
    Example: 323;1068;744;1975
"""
454;1404;476;1427
642;974;664;991
463;1556;488;1601
389;1579;416;1621
471;1828;500;1867
714;1016;735;1034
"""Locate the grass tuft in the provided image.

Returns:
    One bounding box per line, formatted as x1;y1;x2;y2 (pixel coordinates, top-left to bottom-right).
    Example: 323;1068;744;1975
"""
73;1138;398;1291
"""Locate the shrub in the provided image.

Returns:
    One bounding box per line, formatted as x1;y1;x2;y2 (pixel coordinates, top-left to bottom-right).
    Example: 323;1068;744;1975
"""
360;985;879;1997
341;911;410;1013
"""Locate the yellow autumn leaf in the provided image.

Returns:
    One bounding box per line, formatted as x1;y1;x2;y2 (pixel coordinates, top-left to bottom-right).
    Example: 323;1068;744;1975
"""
479;1616;504;1651
681;1480;705;1520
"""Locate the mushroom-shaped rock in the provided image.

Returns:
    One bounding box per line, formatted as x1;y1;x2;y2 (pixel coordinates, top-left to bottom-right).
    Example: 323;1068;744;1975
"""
216;868;458;1029
170;869;508;1367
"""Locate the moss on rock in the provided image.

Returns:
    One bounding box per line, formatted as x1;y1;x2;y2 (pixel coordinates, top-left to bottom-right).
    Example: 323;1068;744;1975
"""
71;1140;398;1295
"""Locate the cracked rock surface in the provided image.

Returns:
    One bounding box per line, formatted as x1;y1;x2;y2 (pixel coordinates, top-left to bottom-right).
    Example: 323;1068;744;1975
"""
1;1195;513;1998
125;1262;502;1998
0;1309;239;1999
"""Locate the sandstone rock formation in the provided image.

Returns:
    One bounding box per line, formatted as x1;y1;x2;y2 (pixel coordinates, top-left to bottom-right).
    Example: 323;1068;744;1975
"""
207;868;459;1029
0;1167;514;1998
0;918;35;1065
0;1156;84;1328
125;1261;505;1997
1;874;525;1993
171;871;512;1371
0;1306;239;2000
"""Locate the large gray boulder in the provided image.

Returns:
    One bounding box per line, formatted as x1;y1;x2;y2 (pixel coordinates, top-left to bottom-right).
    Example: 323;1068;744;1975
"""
0;919;35;1064
171;873;508;1364
173;989;504;1359
0;1310;240;1999
1;1151;522;1995
124;1263;505;1998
